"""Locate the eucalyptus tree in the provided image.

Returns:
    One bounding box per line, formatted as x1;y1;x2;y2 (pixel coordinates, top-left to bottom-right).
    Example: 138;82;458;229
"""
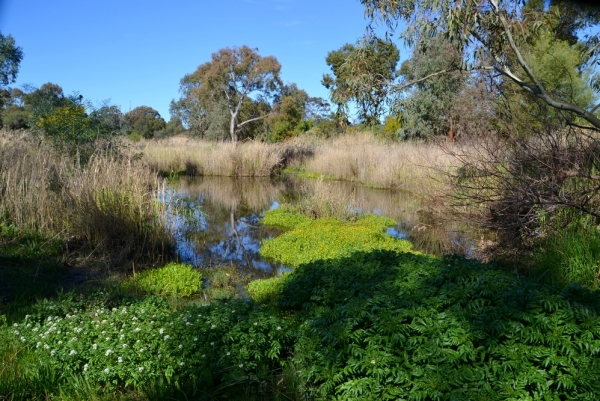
0;32;23;89
322;37;399;124
176;46;282;143
361;0;600;129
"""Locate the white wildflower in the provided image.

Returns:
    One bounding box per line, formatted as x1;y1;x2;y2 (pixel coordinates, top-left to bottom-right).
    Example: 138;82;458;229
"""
118;357;123;363
105;349;113;356
138;366;144;372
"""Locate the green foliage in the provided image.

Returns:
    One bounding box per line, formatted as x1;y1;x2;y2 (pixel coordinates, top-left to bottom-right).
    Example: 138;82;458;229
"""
323;38;399;124
260;211;412;268
123;106;166;139
397;36;465;140
0;32;23;88
246;275;290;305
173;46;282;142
278;251;600;400
1;105;28;129
532;224;600;290
2;295;292;397
122;263;202;298
260;209;311;231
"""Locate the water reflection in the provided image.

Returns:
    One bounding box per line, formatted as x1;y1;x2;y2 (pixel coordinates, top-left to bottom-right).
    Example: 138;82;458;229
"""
166;176;476;276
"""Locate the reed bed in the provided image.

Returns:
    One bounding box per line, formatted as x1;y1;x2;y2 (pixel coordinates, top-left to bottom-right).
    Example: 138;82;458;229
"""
292;133;455;194
0;133;172;264
137;137;284;177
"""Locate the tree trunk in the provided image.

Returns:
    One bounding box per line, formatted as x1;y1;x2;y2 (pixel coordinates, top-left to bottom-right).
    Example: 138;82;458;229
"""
230;111;238;143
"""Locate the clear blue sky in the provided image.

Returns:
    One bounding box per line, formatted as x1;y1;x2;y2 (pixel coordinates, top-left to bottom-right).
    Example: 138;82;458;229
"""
0;0;406;120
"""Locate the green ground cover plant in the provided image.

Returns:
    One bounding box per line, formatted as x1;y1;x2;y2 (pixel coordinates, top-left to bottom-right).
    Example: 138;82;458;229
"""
2;294;293;399
122;262;202;298
259;209;413;267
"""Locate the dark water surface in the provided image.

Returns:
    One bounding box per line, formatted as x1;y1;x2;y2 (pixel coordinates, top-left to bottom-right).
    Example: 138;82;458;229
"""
165;176;474;278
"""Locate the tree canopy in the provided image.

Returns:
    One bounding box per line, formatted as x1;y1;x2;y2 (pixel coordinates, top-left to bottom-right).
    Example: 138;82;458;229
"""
0;32;23;88
173;46;282;142
322;38;399;124
361;0;600;129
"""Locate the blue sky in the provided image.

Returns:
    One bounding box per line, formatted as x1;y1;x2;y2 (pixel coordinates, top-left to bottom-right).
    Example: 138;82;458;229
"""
0;0;406;120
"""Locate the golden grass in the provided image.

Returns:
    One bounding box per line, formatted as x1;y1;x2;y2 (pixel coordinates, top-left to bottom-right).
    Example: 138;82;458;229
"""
291;133;456;194
135;137;284;177
0;131;172;264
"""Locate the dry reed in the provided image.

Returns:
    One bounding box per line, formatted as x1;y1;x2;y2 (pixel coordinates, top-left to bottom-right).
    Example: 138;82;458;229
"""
0;132;172;265
292;133;456;194
136;137;284;177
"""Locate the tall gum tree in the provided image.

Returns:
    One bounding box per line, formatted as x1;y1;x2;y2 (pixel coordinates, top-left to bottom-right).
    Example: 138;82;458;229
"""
186;46;282;142
360;0;600;130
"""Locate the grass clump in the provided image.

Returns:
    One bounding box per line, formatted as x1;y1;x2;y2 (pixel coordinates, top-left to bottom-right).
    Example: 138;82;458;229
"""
122;263;202;298
531;225;600;290
260;210;413;268
246;275;290;305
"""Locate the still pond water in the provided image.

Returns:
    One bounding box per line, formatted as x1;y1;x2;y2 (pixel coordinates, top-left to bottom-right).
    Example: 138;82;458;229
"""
165;176;475;279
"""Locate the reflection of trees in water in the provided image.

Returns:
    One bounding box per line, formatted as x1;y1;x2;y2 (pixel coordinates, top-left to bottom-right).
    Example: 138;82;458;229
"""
170;177;283;276
168;176;476;271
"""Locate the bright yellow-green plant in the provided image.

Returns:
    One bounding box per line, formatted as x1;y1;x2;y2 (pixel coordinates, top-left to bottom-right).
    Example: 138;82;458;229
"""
122;263;202;298
246;274;290;305
260;209;413;267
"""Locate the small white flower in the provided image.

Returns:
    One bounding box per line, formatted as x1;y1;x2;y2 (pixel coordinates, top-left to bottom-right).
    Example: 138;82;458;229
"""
51;350;56;356
106;349;113;356
159;328;165;334
105;337;110;341
92;344;98;350
239;364;244;368
118;357;123;363
138;366;144;372
150;321;154;324
83;364;88;371
36;342;42;348
20;336;26;342
134;327;141;332
194;337;198;341
277;326;281;330
250;339;254;343
43;344;50;349
13;330;19;335
69;350;77;356
201;354;205;358
58;340;63;345
371;360;376;364
254;322;258;326
132;316;138;321
122;344;128;348
178;344;183;349
104;368;110;374
25;315;31;320
13;323;18;327
226;352;230;356
164;335;170;340
141;309;146;313
180;362;185;366
158;354;162;359
211;324;216;329
210;342;214;346
112;308;117;312
139;348;145;352
32;327;39;332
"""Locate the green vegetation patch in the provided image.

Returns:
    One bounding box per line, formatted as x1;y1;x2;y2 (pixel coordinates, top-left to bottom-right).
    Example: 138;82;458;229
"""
246;274;291;305
122;263;202;298
282;251;600;400
2;295;291;395
260;210;412;267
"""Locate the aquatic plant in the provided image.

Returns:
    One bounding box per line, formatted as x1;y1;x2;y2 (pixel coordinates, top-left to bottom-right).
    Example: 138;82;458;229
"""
122;263;202;298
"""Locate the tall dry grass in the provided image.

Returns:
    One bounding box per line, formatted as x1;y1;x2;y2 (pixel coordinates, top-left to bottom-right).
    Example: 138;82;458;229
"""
136;137;285;177
289;133;456;194
0;132;172;264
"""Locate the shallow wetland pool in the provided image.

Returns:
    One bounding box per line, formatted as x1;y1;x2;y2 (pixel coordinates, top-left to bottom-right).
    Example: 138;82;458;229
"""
165;175;475;279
